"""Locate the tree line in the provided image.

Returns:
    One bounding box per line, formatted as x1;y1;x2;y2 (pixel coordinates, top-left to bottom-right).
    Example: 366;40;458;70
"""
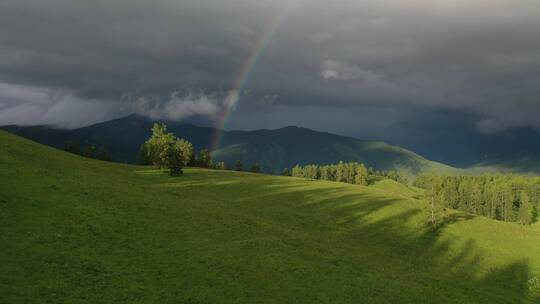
64;141;111;161
284;161;409;186
134;123;539;227
136;123;261;175
415;173;540;226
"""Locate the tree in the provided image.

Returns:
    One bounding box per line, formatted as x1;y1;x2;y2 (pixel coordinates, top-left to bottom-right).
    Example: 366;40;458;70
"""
161;141;183;176
137;143;152;165
291;161;407;186
282;168;291;176
319;166;329;180
291;165;302;177
197;149;212;168
304;164;319;179
67;140;110;161
235;160;243;171
336;161;346;183
344;163;355;184
519;190;533;225
413;172;540;224
175;139;193;166
213;161;227;170
355;174;368;186
354;163;369;186
145;123;175;168
414;174;432;188
426;174;444;231
94;146;111;161
64;141;81;155
470;180;483;215
139;122;194;176
82;143;97;158
250;163;261;173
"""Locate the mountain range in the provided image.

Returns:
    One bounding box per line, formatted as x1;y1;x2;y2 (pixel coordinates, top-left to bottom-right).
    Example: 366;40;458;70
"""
2;114;538;177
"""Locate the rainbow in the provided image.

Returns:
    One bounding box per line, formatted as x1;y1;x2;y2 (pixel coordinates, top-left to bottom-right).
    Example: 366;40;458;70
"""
210;4;289;150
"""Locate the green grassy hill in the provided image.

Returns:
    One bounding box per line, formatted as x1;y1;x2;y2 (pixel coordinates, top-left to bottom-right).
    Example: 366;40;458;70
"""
1;130;539;303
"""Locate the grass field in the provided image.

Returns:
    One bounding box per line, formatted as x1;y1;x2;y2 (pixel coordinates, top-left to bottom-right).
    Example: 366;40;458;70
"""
1;130;539;303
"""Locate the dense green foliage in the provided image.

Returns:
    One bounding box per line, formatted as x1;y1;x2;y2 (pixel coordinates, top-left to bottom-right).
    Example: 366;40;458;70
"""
213;161;227;170
235;159;243;171
250;163;261;173
290;161;408;186
416;174;540;224
196;149;212;168
137;123;194;175
282;167;291;176
1;130;540;303
63;140;111;161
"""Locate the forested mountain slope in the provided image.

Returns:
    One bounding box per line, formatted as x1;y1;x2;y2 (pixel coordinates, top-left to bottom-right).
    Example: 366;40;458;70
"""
2;115;455;177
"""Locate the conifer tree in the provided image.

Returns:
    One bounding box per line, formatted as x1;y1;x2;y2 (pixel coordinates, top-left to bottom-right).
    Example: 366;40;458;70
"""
137;143;152;165
336;161;346;183
354;163;369;186
64;140;81;155
519;190;533;225
196;149;212;168
250;163;261;173
235;160;243;171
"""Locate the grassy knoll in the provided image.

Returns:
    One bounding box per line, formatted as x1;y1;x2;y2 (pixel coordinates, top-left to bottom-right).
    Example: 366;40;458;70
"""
1;130;539;303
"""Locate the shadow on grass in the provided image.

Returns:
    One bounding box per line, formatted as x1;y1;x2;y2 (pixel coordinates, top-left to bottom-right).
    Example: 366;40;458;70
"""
152;170;538;303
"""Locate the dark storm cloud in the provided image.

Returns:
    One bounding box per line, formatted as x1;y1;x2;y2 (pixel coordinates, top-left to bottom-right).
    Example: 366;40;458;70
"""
1;0;540;131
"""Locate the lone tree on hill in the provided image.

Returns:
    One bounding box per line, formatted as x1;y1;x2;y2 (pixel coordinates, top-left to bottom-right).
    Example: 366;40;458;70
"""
138;123;194;176
144;123;174;169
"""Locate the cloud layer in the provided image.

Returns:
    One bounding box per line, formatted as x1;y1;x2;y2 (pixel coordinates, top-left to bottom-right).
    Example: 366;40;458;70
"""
1;0;540;132
134;91;223;121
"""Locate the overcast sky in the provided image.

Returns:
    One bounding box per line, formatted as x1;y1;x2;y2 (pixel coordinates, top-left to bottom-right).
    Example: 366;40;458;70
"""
1;0;540;162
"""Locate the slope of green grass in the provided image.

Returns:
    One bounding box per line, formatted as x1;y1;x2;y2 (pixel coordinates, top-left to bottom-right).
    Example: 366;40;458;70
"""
1;130;539;303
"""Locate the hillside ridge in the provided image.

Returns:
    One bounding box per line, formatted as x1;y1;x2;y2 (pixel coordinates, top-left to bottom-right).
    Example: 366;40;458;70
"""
1;115;455;177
